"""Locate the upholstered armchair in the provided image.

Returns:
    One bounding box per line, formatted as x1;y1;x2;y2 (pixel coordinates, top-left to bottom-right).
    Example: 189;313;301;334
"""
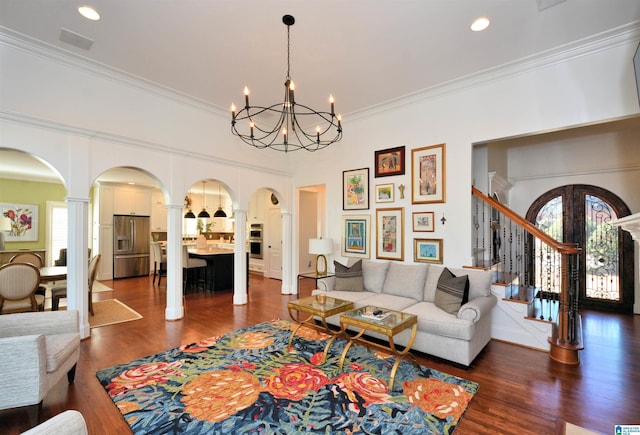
0;310;81;424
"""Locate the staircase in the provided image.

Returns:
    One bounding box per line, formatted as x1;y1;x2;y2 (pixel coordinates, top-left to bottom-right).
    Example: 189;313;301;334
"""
472;187;584;364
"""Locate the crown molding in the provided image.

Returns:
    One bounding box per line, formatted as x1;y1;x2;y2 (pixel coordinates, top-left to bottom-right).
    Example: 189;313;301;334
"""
0;109;292;177
349;21;640;121
0;26;230;118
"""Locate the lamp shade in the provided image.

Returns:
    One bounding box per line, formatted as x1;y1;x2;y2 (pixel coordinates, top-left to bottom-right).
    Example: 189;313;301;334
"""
0;216;11;232
309;238;333;255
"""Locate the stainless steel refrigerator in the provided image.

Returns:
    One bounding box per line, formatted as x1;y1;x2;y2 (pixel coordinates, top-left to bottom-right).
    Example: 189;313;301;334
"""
113;215;150;279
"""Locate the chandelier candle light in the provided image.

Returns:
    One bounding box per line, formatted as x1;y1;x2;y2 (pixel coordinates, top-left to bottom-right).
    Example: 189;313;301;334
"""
231;15;342;152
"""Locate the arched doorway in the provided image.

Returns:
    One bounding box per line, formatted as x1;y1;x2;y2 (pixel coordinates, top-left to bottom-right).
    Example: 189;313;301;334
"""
526;185;633;313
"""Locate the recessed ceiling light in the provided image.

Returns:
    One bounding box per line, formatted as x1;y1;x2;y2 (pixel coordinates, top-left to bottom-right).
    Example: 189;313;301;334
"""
470;17;490;32
78;6;100;21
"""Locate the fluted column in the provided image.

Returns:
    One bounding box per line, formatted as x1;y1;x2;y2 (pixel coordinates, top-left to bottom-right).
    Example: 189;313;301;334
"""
165;204;184;320
233;209;248;305
281;212;293;294
66;196;90;338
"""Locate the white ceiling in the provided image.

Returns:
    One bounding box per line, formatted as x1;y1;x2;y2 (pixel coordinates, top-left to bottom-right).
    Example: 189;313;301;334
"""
1;0;640;183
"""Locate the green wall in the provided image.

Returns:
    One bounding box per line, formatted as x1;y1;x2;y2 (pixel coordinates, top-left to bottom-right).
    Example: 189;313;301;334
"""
0;177;66;250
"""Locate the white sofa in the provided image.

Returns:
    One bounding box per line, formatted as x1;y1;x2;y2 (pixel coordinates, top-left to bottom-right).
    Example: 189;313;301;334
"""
0;311;81;424
312;260;497;366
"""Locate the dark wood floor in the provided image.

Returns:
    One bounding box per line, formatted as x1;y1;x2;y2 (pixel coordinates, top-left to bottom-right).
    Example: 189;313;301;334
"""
1;274;638;434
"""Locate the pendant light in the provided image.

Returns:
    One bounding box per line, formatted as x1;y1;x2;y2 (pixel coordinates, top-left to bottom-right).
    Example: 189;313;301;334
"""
184;188;196;219
213;183;227;218
197;181;210;219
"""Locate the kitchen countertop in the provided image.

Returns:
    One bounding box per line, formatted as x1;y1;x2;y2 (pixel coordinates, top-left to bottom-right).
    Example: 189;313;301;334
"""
187;247;234;255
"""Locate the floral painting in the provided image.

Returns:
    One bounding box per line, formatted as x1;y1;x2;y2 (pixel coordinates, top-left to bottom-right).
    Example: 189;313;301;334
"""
343;168;369;210
1;203;38;242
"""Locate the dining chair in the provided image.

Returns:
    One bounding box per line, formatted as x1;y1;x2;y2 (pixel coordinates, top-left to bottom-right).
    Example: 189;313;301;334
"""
51;254;101;315
9;252;47;296
182;245;207;292
9;252;44;268
150;242;167;286
0;262;44;314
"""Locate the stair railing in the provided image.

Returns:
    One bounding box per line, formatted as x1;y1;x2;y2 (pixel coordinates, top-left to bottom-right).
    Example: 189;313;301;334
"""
472;186;583;364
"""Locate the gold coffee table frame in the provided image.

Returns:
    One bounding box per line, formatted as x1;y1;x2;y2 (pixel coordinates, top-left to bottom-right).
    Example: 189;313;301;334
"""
339;306;418;390
287;295;354;363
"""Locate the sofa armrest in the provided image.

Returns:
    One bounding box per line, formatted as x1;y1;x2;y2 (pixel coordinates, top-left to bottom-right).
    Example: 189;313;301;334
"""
0;310;79;338
0;335;48;409
457;294;497;322
22;410;88;435
316;276;335;292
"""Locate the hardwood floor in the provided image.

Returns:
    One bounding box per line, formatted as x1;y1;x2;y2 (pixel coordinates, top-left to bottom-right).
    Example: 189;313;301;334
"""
1;274;638;434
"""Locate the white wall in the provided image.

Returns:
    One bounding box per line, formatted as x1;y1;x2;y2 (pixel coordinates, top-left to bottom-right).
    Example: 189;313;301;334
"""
290;28;640;271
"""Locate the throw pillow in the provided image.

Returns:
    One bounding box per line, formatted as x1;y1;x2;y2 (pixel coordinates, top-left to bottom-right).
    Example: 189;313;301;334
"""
334;260;364;292
434;268;470;314
382;262;429;301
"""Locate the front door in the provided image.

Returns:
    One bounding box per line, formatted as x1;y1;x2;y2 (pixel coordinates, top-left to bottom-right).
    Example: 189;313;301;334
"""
526;185;633;313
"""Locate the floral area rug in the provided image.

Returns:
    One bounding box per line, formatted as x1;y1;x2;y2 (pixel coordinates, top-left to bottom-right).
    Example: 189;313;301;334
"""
96;319;478;434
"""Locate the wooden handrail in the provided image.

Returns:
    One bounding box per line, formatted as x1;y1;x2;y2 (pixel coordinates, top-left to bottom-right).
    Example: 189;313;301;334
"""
472;187;581;255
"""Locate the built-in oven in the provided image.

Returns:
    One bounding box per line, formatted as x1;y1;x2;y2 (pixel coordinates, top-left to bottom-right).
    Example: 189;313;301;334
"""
249;223;263;259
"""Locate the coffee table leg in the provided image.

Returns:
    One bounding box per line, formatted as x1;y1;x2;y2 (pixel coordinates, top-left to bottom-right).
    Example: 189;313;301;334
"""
388;322;418;390
287;312;314;349
339;328;366;370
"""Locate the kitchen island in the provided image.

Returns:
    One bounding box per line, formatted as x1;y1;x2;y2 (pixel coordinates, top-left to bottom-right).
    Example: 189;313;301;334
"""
187;247;249;292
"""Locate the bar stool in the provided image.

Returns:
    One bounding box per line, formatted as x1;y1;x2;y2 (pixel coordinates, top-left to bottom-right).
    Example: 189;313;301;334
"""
182;246;207;292
150;242;167;286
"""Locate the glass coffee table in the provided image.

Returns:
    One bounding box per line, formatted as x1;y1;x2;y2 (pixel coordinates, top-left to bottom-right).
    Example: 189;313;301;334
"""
287;295;354;363
339;306;418;390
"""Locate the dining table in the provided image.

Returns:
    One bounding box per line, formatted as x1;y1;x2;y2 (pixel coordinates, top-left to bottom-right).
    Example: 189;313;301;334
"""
39;266;67;283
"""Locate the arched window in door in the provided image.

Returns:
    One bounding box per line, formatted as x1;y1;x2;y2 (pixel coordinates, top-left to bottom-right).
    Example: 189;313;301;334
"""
526;185;633;313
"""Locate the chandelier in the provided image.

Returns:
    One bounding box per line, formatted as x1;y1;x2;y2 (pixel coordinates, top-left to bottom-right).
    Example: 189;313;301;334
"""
230;15;342;152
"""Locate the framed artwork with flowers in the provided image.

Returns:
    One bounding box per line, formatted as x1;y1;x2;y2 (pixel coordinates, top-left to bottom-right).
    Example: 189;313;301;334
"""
343;168;369;210
1;203;38;242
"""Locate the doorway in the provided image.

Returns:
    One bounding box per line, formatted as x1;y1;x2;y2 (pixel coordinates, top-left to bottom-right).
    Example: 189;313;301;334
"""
526;185;633;313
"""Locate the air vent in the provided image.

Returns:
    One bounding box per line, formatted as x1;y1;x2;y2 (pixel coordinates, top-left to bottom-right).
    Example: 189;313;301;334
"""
59;28;94;50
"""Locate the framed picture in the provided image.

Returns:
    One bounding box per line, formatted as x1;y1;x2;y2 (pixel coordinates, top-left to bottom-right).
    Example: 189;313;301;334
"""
343;168;369;210
375;146;405;177
341;215;371;258
414;238;443;264
1;203;39;242
412;144;446;204
375;183;394;203
376;207;404;261
412;211;435;232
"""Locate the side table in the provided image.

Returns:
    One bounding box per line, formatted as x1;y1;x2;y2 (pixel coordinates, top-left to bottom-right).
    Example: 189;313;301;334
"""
297;271;335;293
339;306;418;390
287;295;353;363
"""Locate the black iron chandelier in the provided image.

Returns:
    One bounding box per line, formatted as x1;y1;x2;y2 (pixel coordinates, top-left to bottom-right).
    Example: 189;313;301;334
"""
231;15;342;152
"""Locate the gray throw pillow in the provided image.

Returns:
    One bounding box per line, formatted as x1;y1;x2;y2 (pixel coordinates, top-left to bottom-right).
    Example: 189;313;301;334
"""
434;268;469;314
334;260;364;292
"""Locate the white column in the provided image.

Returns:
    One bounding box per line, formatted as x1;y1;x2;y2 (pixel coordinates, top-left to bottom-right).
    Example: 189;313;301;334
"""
66;196;90;338
281;212;293;295
613;213;640;314
165;204;184;320
233;209;248;305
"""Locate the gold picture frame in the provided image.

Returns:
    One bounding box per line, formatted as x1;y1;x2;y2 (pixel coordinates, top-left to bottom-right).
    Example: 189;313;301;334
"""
411;144;446;204
376;207;404;261
414;238;443;264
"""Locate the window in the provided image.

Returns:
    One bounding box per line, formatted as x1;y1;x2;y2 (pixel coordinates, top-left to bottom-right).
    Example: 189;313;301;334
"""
46;201;67;266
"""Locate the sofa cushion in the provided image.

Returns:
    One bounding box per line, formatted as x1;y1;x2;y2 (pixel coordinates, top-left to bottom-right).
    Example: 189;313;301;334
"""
447;267;493;299
403;302;475;341
382;262;429;301
45;333;81;372
362;260;390;293
357;293;417;312
424;265;492;301
334;260;364;292
434;268;469;314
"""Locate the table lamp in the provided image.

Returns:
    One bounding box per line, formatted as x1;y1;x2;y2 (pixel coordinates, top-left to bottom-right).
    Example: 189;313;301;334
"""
0;216;11;251
309;238;333;276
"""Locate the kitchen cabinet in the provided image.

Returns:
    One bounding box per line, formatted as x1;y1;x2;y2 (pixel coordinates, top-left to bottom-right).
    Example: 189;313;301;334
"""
114;186;151;216
151;189;167;231
249;189;266;222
